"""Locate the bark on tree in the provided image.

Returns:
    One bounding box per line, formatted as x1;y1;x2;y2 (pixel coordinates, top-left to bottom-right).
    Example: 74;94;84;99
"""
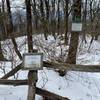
45;0;49;21
59;0;81;76
32;0;38;30
0;42;5;60
26;0;33;52
57;0;60;35
40;0;48;40
82;0;87;43
66;33;79;64
51;0;56;39
66;0;81;63
64;0;69;45
6;0;22;60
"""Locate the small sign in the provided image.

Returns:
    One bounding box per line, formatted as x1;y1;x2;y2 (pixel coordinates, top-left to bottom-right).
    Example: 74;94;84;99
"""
23;53;43;70
73;16;81;23
71;23;82;32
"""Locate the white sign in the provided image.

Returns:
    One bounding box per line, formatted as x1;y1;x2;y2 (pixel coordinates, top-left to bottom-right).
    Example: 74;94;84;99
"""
23;53;43;70
71;23;82;32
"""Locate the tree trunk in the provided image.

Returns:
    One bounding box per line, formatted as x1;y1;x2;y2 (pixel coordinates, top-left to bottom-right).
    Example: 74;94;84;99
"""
26;0;33;52
82;0;87;43
66;0;81;64
40;0;48;40
51;0;56;39
0;42;5;60
57;0;60;35
64;0;69;45
6;0;22;60
66;32;79;64
32;0;38;30
26;0;37;100
59;0;81;76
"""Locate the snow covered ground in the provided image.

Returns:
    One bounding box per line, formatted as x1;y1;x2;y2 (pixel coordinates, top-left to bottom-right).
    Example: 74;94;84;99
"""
0;35;100;100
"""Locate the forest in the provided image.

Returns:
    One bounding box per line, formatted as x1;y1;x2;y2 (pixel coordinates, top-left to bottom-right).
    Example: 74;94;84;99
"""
0;0;100;100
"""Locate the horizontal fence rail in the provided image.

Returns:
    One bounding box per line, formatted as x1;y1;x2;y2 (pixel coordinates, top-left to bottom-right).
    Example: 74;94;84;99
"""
1;61;100;79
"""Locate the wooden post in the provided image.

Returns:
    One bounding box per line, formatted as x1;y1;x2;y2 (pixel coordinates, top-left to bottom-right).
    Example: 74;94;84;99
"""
27;49;38;100
27;70;37;100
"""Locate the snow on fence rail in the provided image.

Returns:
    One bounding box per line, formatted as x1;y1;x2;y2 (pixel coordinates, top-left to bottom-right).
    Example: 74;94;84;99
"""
1;61;100;79
43;61;100;72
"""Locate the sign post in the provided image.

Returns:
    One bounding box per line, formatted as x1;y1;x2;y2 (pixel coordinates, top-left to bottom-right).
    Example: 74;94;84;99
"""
22;52;43;100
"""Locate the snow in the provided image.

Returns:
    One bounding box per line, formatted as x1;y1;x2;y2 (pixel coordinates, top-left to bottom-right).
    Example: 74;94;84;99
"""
0;35;100;100
0;86;28;100
37;69;100;100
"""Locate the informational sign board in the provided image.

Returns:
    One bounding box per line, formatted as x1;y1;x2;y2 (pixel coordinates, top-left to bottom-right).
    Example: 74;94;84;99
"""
23;53;43;70
71;23;82;32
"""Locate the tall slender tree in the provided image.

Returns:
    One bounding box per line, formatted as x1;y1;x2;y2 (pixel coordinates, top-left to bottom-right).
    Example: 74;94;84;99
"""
26;0;33;52
32;0;38;30
26;0;37;100
66;0;81;64
64;0;69;44
6;0;22;60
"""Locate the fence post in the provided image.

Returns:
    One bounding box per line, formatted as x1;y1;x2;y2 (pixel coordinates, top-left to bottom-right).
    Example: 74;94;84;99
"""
27;50;38;100
27;70;37;100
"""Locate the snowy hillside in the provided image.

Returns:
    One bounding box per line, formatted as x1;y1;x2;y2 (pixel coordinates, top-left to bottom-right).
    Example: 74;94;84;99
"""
0;35;100;100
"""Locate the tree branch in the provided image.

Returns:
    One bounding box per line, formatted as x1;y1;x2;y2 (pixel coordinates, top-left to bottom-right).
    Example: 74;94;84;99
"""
1;63;22;79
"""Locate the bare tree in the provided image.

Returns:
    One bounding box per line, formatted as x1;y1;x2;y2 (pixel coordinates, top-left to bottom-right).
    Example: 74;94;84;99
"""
66;0;81;65
6;0;22;60
64;0;69;44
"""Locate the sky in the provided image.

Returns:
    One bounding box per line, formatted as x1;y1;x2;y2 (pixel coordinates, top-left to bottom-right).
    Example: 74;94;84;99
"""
0;0;25;9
